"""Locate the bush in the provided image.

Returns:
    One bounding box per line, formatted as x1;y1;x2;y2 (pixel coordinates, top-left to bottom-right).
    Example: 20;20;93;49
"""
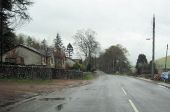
72;62;85;71
83;72;93;80
86;63;91;71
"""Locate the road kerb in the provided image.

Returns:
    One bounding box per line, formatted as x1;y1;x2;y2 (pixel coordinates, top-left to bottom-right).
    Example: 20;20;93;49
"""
157;83;170;89
0;95;37;112
158;85;168;89
135;77;170;89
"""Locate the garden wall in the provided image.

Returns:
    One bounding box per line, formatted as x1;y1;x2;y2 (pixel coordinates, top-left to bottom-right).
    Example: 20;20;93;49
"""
0;65;83;80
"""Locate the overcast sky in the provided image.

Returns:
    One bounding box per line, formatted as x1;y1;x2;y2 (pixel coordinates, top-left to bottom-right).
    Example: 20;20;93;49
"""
16;0;170;65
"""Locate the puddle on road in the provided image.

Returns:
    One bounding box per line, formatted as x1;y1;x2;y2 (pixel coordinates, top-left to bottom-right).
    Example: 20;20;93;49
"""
39;97;65;101
85;88;96;91
39;98;65;111
56;104;64;111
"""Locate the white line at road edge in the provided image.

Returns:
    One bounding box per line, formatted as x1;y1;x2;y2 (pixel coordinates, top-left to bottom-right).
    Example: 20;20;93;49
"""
158;85;168;89
129;99;139;112
122;88;127;95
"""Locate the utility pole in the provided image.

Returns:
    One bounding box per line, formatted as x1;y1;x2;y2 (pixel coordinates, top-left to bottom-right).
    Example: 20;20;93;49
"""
165;44;168;72
151;15;155;79
0;0;3;65
94;54;96;69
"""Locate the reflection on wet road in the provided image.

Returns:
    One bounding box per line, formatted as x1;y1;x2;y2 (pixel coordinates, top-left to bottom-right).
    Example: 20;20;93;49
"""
8;72;170;112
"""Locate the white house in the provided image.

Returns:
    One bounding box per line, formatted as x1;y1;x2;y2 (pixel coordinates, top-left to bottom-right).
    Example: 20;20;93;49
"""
2;44;55;67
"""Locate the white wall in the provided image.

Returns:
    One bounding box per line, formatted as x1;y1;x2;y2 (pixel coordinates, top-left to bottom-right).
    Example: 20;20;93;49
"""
65;58;76;67
3;46;43;65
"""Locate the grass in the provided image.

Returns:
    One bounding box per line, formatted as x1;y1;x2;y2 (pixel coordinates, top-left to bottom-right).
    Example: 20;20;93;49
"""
156;55;170;68
114;73;127;75
143;74;151;79
165;80;170;84
83;72;94;80
112;72;132;76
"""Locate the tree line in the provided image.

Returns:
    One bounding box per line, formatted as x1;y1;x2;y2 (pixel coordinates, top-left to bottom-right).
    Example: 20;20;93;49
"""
0;0;132;72
96;44;131;74
1;32;72;55
135;54;157;75
1;27;132;72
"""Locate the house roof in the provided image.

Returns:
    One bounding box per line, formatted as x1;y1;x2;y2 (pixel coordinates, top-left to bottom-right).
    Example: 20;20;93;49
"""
73;59;82;62
20;44;46;56
3;44;50;57
38;47;54;57
66;57;76;62
66;57;82;63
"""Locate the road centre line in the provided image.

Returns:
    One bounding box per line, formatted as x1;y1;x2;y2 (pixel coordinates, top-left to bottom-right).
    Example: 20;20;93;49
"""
122;88;127;95
129;99;139;112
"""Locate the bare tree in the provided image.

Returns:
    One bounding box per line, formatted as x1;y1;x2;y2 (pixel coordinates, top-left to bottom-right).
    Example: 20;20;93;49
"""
1;0;33;29
74;29;99;71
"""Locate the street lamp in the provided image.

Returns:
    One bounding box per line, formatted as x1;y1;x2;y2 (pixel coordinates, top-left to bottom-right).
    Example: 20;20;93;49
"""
146;38;151;40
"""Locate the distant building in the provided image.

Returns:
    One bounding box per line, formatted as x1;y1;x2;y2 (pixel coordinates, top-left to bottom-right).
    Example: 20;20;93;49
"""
65;57;76;68
72;59;82;64
64;58;83;69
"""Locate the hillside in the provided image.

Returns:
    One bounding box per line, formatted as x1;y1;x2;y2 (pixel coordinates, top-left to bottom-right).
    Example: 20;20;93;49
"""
156;55;170;69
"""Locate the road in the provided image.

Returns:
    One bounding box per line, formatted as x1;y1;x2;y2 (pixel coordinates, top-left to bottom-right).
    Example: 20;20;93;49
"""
7;72;170;112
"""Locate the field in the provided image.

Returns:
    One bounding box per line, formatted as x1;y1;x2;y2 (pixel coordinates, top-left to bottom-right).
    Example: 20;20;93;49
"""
156;55;170;69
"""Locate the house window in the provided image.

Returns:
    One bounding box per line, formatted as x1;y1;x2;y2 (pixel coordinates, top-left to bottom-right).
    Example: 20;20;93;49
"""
44;57;46;62
5;58;9;62
5;58;16;64
62;59;65;64
51;58;53;64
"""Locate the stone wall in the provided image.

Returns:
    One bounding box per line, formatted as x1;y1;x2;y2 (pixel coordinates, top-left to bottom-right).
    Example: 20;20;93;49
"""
52;69;83;79
0;65;83;80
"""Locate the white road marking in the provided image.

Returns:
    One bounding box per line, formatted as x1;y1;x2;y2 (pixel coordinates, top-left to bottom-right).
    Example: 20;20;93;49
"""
122;88;127;95
158;85;167;89
129;99;139;112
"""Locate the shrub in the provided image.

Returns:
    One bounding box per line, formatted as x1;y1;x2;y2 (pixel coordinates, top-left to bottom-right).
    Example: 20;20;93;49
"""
72;63;85;71
83;72;93;80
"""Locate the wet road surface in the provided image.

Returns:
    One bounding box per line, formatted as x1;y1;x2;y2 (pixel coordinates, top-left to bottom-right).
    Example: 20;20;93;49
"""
8;73;170;112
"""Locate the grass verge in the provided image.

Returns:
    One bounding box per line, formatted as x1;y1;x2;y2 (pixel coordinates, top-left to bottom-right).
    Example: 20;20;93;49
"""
165;80;170;84
83;72;94;80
